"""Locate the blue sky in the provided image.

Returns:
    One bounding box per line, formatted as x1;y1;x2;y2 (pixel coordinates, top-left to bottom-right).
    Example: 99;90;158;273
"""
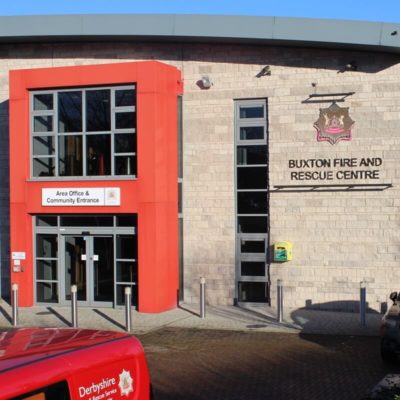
1;0;400;23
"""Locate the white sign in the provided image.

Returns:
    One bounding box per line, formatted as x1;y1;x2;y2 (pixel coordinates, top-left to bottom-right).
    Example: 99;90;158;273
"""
12;252;26;260
42;188;120;206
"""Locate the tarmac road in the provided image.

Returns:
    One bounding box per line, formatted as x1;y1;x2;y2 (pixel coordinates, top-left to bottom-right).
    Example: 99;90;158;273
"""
138;328;400;400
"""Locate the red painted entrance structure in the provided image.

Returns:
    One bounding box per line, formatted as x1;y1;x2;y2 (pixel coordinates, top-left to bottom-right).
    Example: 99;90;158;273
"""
9;61;183;312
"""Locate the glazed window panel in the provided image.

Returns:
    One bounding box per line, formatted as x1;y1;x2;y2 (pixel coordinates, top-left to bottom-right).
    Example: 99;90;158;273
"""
241;261;266;276
115;89;136;107
238;282;268;302
31;85;136;178
10;380;71;400
36;216;58;227
237;167;267;189
33;93;54;111
239;105;264;119
36;260;58;280
237;191;268;214
116;284;137;306
34;116;53;133
58;135;83;176
36;234;58;258
115;133;135;153
33;136;55;156
86;134;111;176
114;132;136;176
115;155;136;176
239;126;265;141
36;282;58;303
240;238;266;254
237;146;267;165
86;89;111;132
60;215;113;227
237;216;268;233
115;112;136;130
116;261;137;283
116;215;137;227
116;235;137;260
58;91;82;133
33;157;55;177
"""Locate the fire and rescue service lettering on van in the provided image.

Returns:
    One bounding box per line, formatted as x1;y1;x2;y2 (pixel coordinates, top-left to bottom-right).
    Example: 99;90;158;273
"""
78;369;133;399
42;188;120;206
288;157;383;181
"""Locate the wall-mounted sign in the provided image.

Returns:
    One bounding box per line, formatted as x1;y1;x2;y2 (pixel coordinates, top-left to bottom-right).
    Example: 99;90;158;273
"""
42;188;121;206
289;157;382;181
12;251;26;260
313;103;355;145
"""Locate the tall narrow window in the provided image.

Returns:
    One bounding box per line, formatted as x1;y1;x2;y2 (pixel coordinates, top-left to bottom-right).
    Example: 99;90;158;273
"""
234;99;269;303
36;234;58;303
177;95;184;301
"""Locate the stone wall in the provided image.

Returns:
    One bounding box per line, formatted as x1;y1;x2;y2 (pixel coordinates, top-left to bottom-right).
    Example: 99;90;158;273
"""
0;41;399;311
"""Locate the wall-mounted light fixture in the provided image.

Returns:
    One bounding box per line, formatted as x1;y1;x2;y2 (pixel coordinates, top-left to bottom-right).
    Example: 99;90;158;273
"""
344;62;357;71
256;65;271;77
311;82;317;93
337;61;358;73
391;30;398;36
197;75;213;89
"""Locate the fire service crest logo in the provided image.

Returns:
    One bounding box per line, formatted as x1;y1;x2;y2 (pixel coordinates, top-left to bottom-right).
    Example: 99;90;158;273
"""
313;103;355;145
118;369;134;396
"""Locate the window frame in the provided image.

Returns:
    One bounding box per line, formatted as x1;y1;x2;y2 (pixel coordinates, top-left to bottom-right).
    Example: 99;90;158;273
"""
34;214;138;307
30;85;137;180
234;98;269;304
10;380;71;400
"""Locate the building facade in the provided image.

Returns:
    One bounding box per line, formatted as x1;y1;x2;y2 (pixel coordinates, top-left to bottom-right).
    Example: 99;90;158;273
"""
0;14;400;312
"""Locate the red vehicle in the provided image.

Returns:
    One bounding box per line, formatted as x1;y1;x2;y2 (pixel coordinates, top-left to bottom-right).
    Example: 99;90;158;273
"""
0;327;151;400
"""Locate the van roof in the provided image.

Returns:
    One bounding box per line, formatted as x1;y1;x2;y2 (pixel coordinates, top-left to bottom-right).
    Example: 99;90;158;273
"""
0;327;130;373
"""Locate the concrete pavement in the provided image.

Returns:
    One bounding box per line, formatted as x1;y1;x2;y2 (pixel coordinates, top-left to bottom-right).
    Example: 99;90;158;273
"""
0;298;383;336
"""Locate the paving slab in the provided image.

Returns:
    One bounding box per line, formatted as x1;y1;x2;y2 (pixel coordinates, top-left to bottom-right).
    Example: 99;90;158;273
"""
0;299;383;336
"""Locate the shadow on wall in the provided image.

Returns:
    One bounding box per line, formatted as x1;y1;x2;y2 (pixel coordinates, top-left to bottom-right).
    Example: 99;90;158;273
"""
0;100;10;300
288;300;384;346
288;300;383;337
2;41;399;74
300;299;384;314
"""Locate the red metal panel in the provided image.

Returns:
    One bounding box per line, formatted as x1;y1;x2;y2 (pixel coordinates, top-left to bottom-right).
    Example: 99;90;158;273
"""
9;61;183;312
0;328;150;400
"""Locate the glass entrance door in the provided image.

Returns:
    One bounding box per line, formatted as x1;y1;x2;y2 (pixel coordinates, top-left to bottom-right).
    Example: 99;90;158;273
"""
93;236;113;303
63;235;114;306
35;214;138;307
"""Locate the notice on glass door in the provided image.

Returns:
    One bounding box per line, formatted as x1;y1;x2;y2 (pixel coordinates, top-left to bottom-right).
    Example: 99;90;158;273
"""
42;188;121;206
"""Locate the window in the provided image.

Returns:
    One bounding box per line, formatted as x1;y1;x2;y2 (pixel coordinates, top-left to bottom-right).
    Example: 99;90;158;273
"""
116;234;137;306
36;234;58;303
31;86;136;178
235;99;269;303
11;381;70;400
34;215;138;307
